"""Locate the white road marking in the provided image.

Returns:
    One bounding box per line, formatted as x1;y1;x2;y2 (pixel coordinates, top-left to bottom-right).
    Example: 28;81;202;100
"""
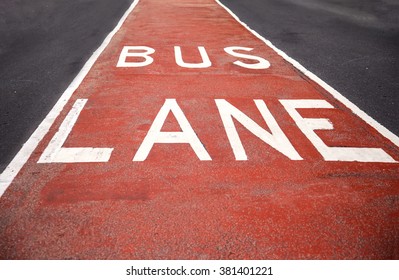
0;0;141;197
117;46;155;67
215;99;302;161
281;99;396;162
1;0;398;198
224;46;270;69
215;0;399;149
174;46;212;68
38;99;113;163
133;99;212;161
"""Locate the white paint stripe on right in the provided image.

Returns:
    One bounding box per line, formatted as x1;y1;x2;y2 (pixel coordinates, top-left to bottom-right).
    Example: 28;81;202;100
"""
215;0;399;148
1;0;398;199
0;0;140;198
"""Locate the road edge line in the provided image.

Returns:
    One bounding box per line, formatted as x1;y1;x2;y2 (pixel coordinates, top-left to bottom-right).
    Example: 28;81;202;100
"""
0;0;140;197
215;0;399;148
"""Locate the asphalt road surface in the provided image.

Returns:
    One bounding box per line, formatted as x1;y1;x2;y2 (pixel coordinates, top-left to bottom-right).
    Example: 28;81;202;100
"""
0;0;398;260
1;0;398;173
0;0;133;172
220;0;399;135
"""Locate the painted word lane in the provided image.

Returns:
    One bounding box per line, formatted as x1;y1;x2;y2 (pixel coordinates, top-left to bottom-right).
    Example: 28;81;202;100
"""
1;0;398;259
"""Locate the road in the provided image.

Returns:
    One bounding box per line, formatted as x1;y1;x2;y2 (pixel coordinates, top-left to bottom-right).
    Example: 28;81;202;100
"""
1;1;398;174
0;0;398;259
0;0;133;172
220;0;399;136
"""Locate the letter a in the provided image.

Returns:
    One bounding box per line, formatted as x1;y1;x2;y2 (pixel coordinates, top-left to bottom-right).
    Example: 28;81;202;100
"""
133;99;211;161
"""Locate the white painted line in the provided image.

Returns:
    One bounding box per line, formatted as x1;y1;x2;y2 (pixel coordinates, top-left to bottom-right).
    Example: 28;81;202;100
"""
174;46;212;68
38;99;113;163
280;99;396;162
1;0;398;198
215;0;399;149
0;0;140;197
215;99;302;161
133;99;212;161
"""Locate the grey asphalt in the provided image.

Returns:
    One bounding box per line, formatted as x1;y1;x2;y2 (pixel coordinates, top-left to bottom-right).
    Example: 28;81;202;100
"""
1;0;398;173
220;0;399;136
0;0;132;172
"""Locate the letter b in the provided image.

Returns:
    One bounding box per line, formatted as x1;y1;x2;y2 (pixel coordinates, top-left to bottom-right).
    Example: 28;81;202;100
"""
117;46;155;67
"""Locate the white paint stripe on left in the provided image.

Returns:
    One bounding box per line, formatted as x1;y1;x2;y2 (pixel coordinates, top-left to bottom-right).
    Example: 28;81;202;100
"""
0;0;140;197
38;99;113;163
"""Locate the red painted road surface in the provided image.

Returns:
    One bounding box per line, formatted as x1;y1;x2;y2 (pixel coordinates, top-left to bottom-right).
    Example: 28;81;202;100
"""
1;0;398;259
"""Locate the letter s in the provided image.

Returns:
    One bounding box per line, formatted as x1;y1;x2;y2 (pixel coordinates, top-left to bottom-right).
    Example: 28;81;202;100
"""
224;46;270;69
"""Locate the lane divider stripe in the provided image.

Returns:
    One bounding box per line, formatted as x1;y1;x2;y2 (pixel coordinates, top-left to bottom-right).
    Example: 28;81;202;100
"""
215;0;399;148
0;0;141;197
1;0;398;198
